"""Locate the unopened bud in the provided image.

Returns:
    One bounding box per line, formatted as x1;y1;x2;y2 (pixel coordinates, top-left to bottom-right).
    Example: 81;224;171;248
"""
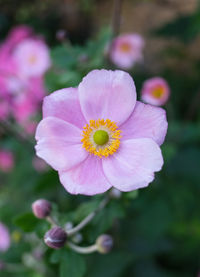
32;199;52;219
56;29;67;41
44;227;67;249
109;188;122;199
96;234;113;254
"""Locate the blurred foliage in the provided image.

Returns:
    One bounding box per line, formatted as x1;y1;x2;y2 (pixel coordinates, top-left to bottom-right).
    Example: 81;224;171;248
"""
1;1;200;277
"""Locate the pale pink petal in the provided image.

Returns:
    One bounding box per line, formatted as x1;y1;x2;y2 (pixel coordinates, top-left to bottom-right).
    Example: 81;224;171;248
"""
59;155;111;195
102;138;163;192
43;88;87;129
78;69;136;125
120;101;168;145
35;117;87;171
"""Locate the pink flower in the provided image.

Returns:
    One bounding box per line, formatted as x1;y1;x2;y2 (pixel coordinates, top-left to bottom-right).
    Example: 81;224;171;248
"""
0;97;10;120
141;77;170;106
0;222;10;252
13;38;51;78
0;26;49;123
4;25;32;52
35;69;167;195
0;150;14;172
110;34;144;69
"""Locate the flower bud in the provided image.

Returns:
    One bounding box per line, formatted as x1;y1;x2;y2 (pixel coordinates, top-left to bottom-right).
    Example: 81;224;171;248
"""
109;188;122;199
32;199;52;219
96;234;113;254
56;30;67;41
44;227;67;249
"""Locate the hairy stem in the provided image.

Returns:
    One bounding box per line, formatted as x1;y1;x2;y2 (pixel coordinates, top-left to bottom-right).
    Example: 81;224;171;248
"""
46;216;58;226
67;196;109;236
67;241;98;254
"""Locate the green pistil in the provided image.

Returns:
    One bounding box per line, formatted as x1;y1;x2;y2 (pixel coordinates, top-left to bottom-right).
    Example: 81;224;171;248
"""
93;130;109;146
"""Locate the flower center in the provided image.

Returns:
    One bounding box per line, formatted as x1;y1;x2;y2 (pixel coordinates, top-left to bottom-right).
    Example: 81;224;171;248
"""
81;119;122;158
119;42;132;53
28;54;37;64
152;86;164;99
93;130;109;145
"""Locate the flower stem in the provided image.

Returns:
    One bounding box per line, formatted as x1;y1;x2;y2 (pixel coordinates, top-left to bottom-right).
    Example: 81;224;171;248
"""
67;196;109;236
46;215;58;226
111;0;124;37
67;241;98;254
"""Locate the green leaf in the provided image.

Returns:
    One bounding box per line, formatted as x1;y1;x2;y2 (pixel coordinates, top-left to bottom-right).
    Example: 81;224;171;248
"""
59;249;86;277
13;212;40;232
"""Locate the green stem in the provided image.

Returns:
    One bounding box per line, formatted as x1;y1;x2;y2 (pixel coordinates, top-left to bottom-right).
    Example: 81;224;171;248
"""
67;196;109;236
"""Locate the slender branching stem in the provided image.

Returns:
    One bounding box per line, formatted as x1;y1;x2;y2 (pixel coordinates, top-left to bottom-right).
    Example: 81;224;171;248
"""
46;216;58;227
111;0;124;37
67;196;109;236
67;241;98;254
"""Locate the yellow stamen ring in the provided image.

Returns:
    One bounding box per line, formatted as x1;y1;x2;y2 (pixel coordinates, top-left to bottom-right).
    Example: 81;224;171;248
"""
81;119;122;158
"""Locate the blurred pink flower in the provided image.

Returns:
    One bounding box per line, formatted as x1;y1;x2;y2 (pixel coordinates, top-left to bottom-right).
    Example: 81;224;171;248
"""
110;33;144;69
13;39;51;78
12;94;37;123
35;69;167;195
12;77;46;123
6;25;32;44
141;77;170;106
0;25;49;124
0;223;10;252
0;98;10;120
0;150;14;172
22;121;37;135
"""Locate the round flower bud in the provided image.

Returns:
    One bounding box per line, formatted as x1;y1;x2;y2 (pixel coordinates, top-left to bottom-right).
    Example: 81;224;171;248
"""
109;188;122;199
96;234;113;254
56;30;67;41
44;227;67;249
32;199;52;219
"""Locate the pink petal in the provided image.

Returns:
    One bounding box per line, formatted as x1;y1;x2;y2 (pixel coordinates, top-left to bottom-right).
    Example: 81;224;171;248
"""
102;138;163;192
35;117;88;171
59;155;112;195
120;101;168;146
78;69;136;125
43;88;86;129
0;222;10;252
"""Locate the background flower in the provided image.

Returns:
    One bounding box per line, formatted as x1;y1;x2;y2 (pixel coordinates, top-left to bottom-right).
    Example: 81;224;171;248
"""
0;150;14;172
110;33;144;69
141;77;170;106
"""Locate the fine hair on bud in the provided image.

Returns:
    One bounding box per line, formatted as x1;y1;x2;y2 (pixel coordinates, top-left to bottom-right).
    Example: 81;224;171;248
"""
96;234;113;254
32;199;52;219
44;227;67;249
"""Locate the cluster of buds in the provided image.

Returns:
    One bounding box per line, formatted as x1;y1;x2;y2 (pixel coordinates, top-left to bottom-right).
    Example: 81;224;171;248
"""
32;198;113;255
